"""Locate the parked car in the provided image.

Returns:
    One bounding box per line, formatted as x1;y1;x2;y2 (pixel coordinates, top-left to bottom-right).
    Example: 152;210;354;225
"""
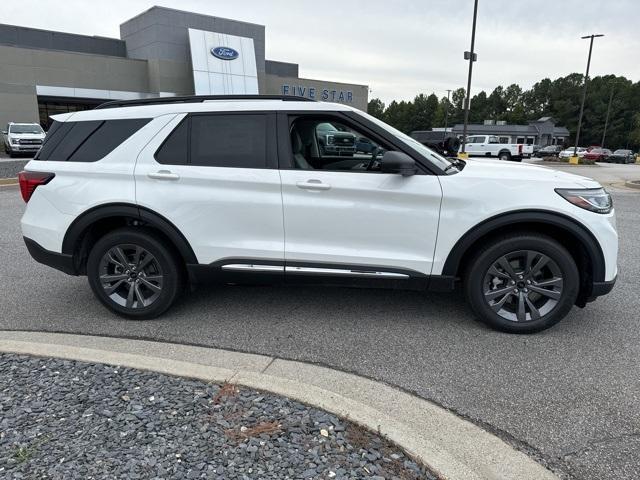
608;149;635;164
584;148;612;162
19;95;617;334
355;136;376;154
537;145;563;158
559;147;587;159
2;122;46;157
460;135;534;161
316;122;355;156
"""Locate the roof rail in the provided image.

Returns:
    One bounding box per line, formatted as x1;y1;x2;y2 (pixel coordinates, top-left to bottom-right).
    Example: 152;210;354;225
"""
94;94;315;110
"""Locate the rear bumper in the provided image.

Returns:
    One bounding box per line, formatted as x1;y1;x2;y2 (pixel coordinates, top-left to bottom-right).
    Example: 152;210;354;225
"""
24;237;78;275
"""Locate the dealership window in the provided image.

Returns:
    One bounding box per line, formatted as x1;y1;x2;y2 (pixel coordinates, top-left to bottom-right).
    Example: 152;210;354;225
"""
289;116;390;172
190;114;267;169
38;97;104;130
516;137;525;144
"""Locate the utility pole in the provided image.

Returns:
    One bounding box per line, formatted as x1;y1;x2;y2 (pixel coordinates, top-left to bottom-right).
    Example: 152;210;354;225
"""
601;85;614;148
460;0;479;158
573;34;604;159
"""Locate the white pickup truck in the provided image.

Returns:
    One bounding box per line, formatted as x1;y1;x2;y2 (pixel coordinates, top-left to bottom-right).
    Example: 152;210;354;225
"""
460;135;534;161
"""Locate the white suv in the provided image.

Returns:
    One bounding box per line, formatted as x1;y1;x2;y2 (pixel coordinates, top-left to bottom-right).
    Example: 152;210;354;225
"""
3;122;46;157
19;95;618;333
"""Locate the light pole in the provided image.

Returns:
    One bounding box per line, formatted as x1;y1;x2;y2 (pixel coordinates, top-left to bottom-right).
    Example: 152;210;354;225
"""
601;84;614;148
572;34;604;160
460;0;479;158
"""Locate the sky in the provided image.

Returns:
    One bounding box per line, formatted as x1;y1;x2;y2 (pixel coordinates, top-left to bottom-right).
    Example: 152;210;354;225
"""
3;0;639;104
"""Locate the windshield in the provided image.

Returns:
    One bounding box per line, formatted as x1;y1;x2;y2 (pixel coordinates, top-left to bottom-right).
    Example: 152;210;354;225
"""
10;124;43;134
357;111;453;171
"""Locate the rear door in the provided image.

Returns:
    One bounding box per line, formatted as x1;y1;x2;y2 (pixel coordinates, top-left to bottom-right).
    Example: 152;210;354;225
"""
134;112;284;267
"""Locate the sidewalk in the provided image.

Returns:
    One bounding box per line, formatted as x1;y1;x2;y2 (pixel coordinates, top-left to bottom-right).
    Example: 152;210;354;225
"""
0;331;558;480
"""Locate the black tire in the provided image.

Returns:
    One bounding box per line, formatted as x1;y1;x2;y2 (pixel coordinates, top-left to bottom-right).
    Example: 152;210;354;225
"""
498;151;511;161
464;233;579;334
87;228;182;319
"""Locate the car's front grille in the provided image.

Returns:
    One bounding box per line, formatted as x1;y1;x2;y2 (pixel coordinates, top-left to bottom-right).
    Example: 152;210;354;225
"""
19;139;43;145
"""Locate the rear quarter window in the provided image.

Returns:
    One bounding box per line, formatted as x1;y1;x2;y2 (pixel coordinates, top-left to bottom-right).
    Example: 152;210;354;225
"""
35;118;151;162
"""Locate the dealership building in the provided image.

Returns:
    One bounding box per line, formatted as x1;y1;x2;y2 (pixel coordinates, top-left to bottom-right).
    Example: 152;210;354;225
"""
0;6;369;129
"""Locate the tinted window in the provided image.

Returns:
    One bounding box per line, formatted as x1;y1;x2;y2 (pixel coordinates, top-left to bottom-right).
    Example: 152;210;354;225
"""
68;119;150;162
155;119;188;165
190;114;266;168
35;118;150;162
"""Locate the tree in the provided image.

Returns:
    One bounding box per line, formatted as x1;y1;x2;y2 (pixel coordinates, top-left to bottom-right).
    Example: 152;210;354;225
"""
367;98;385;119
412;93;439;131
369;74;640;150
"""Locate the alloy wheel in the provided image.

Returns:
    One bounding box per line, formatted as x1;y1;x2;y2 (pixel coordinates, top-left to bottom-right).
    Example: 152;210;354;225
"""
483;250;564;323
98;244;164;309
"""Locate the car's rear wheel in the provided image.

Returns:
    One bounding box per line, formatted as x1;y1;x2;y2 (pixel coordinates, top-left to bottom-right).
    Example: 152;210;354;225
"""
498;151;511;161
464;233;579;333
87;228;182;319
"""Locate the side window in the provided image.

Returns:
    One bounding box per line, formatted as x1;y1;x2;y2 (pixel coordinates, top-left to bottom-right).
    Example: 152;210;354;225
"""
35;119;150;161
190;114;266;168
289;116;388;172
155;118;188;165
467;136;478;144
488;136;499;144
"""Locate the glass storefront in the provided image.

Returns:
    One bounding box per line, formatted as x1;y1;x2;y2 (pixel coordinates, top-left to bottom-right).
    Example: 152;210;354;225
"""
38;96;105;129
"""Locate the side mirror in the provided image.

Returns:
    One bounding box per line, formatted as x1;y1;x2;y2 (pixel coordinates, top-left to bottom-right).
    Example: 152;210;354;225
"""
380;151;416;176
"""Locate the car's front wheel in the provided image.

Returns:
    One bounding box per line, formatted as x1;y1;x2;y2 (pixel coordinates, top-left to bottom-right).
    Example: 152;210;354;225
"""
87;228;182;319
465;233;579;333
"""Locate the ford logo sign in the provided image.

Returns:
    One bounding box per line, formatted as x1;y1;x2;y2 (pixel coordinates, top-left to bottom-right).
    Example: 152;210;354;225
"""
211;46;239;60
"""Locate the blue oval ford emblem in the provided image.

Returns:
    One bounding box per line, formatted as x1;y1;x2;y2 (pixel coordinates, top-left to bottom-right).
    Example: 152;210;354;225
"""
211;46;239;60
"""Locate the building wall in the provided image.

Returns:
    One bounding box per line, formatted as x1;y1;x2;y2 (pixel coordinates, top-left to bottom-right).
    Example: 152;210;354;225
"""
120;6;266;94
0;45;151;128
0;24;126;57
265;74;368;111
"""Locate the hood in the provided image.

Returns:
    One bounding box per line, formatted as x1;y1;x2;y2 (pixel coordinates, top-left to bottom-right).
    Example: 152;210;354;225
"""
9;132;46;139
458;158;600;188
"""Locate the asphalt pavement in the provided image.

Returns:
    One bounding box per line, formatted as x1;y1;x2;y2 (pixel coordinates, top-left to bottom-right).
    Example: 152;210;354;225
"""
1;172;639;479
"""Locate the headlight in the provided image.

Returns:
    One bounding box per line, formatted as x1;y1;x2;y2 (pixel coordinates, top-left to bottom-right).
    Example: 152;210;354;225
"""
11;138;19;144
555;188;612;214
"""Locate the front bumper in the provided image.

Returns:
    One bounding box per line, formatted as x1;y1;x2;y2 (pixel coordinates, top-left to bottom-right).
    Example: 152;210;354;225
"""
588;276;617;300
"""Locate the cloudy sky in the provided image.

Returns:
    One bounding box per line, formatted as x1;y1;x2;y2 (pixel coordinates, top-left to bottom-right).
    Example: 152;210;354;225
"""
3;0;640;103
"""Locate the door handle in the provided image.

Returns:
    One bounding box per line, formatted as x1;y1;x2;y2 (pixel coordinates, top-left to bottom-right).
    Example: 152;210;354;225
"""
148;170;180;181
296;179;331;191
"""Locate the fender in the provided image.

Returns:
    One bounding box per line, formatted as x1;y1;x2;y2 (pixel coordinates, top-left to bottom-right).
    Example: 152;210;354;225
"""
440;210;606;282
61;203;198;265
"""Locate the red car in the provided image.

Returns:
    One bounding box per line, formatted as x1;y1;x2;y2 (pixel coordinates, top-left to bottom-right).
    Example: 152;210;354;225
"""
584;148;612;162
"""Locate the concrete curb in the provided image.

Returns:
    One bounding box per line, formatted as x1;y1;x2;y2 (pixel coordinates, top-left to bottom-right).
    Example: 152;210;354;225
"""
0;177;18;186
0;331;557;480
625;180;640;189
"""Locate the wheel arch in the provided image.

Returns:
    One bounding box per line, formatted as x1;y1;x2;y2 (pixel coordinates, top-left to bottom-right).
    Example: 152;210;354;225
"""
441;210;606;304
62;203;198;274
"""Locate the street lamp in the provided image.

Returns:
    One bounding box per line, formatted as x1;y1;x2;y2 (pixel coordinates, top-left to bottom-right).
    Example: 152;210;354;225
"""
572;34;604;161
460;0;479;159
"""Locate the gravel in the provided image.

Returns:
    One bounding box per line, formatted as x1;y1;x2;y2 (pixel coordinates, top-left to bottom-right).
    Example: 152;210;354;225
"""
0;354;436;480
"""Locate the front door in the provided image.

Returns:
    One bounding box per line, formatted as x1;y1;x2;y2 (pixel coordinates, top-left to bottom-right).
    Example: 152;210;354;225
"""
278;113;442;280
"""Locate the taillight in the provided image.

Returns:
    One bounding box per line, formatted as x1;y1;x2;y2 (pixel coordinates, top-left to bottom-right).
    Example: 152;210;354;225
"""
18;171;55;203
518;144;523;154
